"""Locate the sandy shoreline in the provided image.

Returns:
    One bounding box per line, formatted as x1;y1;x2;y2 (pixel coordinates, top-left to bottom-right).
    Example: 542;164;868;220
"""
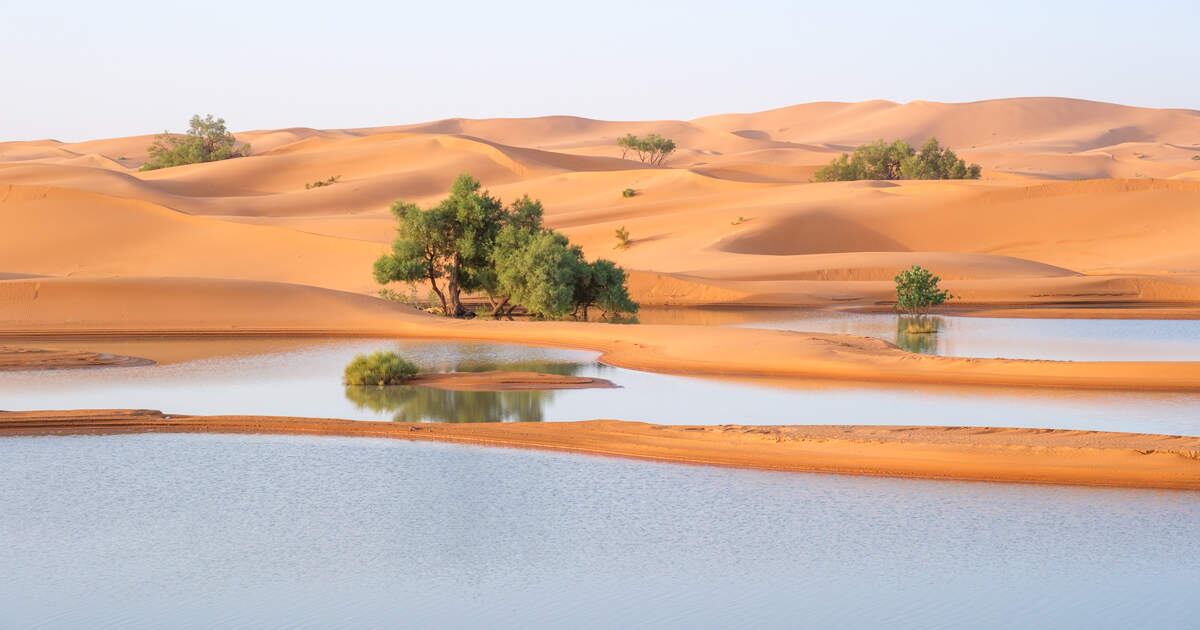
0;345;153;370
3;409;1198;491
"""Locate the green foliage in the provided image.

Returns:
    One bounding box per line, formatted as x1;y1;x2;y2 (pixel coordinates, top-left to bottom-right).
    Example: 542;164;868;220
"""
375;173;638;322
614;226;631;249
813;137;981;182
899;138;982;180
343;352;419;386
573;258;638;319
617;133;677;166
894;265;952;315
140;114;249;171
372;173;504;316
492;229;581;318
305;175;341;189
622;188;637;198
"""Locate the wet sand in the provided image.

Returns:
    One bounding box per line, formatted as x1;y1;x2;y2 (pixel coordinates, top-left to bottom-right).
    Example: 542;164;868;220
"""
3;409;1197;491
0;345;152;371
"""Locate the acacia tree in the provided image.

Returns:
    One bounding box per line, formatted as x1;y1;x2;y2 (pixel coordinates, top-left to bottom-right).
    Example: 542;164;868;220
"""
616;133;676;166
894;265;952;315
141;114;250;171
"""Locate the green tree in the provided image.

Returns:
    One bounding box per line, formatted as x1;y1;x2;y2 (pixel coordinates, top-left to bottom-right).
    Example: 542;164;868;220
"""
573;259;638;320
374;173;504;316
894;265;952;315
140;114;250;171
492;229;582;319
814;137;980;182
616;133;677;166
900;138;981;180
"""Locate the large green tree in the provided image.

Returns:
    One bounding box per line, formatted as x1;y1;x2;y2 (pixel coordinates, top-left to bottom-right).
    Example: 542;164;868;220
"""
140;114;250;171
374;173;504;316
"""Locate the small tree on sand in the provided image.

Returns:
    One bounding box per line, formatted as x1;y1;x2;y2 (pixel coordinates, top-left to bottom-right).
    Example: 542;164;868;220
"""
616;133;676;166
141;114;250;171
894;265;952;316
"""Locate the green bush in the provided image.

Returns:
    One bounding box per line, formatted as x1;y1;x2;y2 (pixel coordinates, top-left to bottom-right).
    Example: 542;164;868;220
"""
894;265;952;315
814;137;980;182
140;114;250;171
622;188;637;198
617;133;676;166
343;352;419;386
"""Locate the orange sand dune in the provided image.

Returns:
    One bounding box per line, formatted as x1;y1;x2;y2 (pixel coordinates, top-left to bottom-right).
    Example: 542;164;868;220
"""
5;276;1200;392
1;98;1199;312
4;410;1198;490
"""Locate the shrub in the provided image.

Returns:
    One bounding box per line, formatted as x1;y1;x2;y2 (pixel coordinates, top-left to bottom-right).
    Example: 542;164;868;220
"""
731;216;748;225
140;114;250;171
622;188;637;198
1193;155;1200;161
814;137;980;182
894;265;952;315
305;175;341;189
614;226;631;249
343;352;419;386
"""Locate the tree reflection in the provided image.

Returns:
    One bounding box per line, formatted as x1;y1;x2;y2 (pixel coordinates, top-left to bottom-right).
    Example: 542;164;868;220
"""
895;315;942;355
344;362;589;423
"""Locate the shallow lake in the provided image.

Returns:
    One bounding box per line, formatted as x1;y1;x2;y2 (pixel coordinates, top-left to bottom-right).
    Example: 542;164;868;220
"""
4;337;1200;435
639;308;1200;361
1;433;1196;629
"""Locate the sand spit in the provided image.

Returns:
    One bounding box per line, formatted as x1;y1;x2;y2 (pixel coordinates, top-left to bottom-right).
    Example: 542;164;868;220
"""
0;345;152;371
407;371;616;391
3;410;1198;490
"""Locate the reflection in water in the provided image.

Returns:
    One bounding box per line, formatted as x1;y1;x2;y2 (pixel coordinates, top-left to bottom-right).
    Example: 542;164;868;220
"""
344;361;588;422
895;315;942;355
344;386;554;422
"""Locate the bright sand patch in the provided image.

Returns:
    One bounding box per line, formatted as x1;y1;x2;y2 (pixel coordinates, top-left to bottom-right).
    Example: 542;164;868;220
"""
2;410;1197;491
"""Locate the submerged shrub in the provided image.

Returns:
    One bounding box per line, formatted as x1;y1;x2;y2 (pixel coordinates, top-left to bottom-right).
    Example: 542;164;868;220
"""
894;265;952;315
343;352;419;386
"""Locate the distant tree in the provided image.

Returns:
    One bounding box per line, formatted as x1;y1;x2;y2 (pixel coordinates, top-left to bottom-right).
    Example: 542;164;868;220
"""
894;265;952;315
814;137;980;182
900;138;981;180
140;114;250;171
616;133;676;166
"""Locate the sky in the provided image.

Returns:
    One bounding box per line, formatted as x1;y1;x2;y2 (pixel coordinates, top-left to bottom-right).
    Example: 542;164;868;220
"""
2;0;1198;141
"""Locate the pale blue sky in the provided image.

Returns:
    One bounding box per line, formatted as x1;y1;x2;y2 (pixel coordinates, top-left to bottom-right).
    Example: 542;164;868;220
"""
3;0;1197;141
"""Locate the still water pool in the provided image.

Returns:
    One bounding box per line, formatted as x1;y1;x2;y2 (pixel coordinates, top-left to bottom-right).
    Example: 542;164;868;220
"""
2;433;1197;629
3;338;1200;435
639;308;1200;361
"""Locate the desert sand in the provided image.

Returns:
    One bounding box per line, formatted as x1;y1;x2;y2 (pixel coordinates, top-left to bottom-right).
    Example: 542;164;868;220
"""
3;409;1197;490
3;98;1200;392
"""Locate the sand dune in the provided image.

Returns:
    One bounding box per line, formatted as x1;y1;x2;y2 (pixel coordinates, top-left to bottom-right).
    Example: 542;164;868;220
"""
4;410;1198;490
1;97;1199;315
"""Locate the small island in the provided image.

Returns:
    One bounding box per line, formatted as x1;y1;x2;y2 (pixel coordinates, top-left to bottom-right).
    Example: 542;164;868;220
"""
344;351;616;392
0;346;154;371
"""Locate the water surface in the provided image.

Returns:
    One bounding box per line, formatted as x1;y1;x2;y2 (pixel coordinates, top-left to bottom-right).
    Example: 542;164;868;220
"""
1;433;1197;629
4;338;1200;435
639;308;1200;361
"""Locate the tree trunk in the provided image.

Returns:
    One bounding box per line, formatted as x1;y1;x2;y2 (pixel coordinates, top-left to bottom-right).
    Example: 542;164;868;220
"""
447;254;465;317
427;275;449;316
491;296;509;318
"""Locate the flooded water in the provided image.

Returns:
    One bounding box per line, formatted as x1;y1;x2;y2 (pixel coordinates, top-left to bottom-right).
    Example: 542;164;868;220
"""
639;308;1200;361
2;433;1197;629
3;338;1200;435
